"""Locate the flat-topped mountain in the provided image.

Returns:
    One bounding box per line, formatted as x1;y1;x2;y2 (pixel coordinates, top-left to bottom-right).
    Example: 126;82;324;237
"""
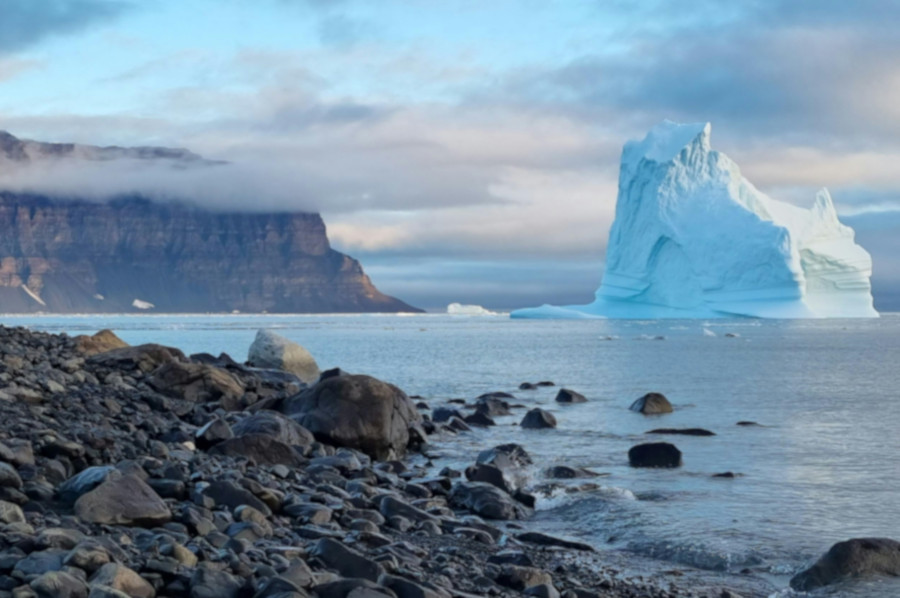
0;132;419;313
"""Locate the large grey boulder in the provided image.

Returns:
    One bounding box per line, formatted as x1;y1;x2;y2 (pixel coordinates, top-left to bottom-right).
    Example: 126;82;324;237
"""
629;392;673;414
790;538;900;591
74;474;171;527
247;330;320;384
147;361;244;408
283;374;422;460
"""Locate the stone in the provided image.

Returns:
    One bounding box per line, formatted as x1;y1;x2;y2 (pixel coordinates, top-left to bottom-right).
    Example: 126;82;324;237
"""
448;482;530;520
201;481;271;515
58;467;115;504
232;411;315;448
790;538;900;591
194;418;234;450
147;361;244;406
0;462;22;489
189;564;241;598
628;443;682;468
520;408;557;429
87;588;131;598
88;344;185;374
463;411;495;427
248;330;320;384
30;571;88;598
285;375;422;460
209;435;305;467
73;330;128;357
378;574;449;598
313;579;391;598
64;542;110;574
495;566;552;591
474;395;511;417
554;389;587;404
379;496;438;524
311;538;384;582
516;532;594;551
74;474;171;526
431;407;463;423
545;466;601;479
0;500;24;523
629;392;673;415
14;550;66;577
465;463;512;494
524;584;560;598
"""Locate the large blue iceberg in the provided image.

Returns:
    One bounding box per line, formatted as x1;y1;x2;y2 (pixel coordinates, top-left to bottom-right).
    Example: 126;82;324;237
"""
512;121;878;319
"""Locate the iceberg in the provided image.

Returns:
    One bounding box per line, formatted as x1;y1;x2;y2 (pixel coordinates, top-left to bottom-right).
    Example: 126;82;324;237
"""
512;121;877;319
447;302;498;316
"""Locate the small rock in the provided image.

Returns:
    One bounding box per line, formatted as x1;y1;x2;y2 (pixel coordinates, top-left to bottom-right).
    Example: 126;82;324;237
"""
628;443;682;468
520;408;557;429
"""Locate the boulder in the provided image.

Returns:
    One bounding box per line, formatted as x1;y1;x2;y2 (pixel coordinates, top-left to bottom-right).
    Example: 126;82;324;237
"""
629;392;673;414
311;538;384;582
190;564;242;598
30;570;88;598
790;538;900;591
474;395;511;416
495;565;553;591
58;466;115;504
74;474;171;526
477;444;533;469
202;480;272;515
74;330;128;356
628;443;682;468
232;411;315;447
520;408;557;429
431;407;463;423
463;411;495;427
88;344;185;373
247;329;320;384
516;532;594;551
194;418;234;450
449;482;530;520
147;362;244;407
284;374;422;460
546;466;601;479
466;463;512;494
555;389;587;404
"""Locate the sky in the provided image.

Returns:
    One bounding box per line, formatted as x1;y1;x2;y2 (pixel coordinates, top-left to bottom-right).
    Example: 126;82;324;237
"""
0;0;898;310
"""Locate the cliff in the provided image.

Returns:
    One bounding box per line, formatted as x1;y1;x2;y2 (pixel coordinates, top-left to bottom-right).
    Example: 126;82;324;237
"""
0;132;419;313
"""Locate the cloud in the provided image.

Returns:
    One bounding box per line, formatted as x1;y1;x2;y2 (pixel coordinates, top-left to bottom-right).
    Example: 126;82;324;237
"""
0;58;41;82
0;0;134;54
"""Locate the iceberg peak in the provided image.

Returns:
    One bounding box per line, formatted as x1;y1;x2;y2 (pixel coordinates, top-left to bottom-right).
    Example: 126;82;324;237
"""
512;121;877;320
626;120;710;165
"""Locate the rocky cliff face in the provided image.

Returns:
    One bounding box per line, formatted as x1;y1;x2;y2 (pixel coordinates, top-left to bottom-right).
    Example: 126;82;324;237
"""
0;132;419;313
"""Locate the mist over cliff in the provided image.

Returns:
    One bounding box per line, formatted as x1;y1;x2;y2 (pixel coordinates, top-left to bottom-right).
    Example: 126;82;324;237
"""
0;131;420;313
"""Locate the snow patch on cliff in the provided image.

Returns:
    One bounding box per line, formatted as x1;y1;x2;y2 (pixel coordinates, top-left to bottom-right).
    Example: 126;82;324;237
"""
132;299;155;310
447;303;498;316
512;121;877;319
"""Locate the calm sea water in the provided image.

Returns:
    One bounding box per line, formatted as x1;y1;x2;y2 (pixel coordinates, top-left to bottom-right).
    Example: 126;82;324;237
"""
6;312;900;596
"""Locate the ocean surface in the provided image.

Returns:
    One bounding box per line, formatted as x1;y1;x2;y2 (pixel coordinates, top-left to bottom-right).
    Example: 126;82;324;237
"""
5;312;900;597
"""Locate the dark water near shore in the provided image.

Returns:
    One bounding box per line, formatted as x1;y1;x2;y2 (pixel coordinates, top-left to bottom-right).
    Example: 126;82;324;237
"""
5;312;900;597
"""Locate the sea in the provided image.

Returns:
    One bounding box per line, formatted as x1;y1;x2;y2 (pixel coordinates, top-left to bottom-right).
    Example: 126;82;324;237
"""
5;312;900;597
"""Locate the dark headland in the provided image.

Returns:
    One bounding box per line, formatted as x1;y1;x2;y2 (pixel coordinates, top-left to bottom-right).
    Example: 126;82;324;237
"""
0;131;419;314
0;325;788;598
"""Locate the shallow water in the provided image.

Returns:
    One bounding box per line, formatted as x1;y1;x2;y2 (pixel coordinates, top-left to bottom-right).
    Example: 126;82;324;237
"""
7;312;900;596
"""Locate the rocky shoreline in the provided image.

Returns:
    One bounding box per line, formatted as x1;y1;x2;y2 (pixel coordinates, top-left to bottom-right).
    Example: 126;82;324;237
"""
0;325;798;598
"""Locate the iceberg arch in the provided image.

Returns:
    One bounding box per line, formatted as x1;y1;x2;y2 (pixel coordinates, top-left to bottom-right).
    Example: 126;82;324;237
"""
512;121;877;319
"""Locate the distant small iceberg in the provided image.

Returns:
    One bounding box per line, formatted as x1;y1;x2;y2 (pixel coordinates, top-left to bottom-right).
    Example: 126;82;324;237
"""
447;303;498;316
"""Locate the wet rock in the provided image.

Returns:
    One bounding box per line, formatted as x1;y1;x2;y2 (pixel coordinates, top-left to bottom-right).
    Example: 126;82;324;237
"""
313;579;393;598
248;329;320;384
474;395;511;417
285;375;422;460
554;389;587;404
647;428;715;437
790;537;900;591
465;463;512;494
519;383;537;391
477;444;533;469
311;538;384;582
545;466;601;479
64;542;110;574
463;411;495;427
0;462;22;489
74;474;171;526
449;482;530;520
378;574;449;598
488;551;533;567
629;393;673;415
524;584;559;598
431;407;463;423
628;443;682;468
516;532;594;551
14;549;67;577
520;408;557;429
